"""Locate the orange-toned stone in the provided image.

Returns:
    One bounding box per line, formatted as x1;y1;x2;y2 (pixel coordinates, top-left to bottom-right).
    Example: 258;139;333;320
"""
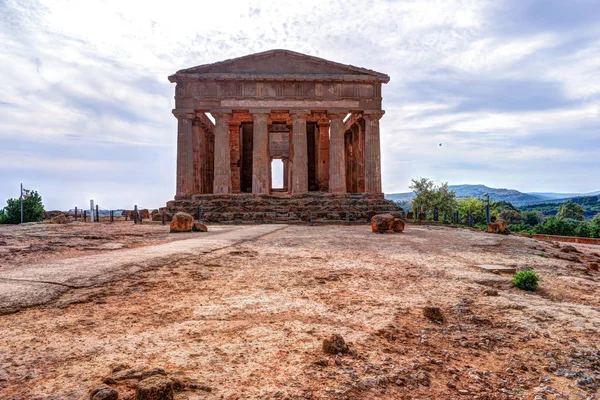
371;214;394;233
170;212;193;233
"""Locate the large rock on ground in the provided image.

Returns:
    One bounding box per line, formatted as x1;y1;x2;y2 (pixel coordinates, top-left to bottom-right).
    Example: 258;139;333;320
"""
487;219;508;234
135;375;173;400
170;212;193;233
371;214;395;233
193;222;208;232
392;218;405;233
322;334;349;355
51;214;68;224
153;212;173;222
90;384;118;400
141;209;150;219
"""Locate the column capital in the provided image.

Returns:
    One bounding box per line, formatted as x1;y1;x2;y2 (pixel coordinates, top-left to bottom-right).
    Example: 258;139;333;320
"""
327;112;347;121
362;110;385;120
290;110;311;120
251;112;270;122
173;109;195;120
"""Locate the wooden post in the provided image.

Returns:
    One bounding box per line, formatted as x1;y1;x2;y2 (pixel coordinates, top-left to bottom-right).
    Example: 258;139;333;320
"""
74;207;78;221
134;205;138;224
162;211;165;226
83;210;87;222
95;205;99;223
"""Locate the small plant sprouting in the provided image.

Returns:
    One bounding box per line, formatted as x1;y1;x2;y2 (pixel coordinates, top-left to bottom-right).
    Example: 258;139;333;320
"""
512;270;539;292
538;253;546;257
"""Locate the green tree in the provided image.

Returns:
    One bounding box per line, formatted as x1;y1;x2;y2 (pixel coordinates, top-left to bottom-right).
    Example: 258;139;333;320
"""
434;182;458;216
556;200;585;221
1;191;45;224
458;197;486;224
522;211;542;226
409;178;457;217
409;177;437;213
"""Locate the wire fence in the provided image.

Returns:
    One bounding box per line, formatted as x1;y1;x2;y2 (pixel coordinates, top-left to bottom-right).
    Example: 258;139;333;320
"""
62;205;170;225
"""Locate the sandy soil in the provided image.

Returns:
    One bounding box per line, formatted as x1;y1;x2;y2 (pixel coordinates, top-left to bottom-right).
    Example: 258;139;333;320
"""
1;223;600;399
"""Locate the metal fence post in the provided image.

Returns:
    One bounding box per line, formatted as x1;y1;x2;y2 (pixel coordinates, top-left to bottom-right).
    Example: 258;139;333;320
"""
75;207;78;221
83;210;87;222
162;211;165;226
95;205;99;223
134;205;138;224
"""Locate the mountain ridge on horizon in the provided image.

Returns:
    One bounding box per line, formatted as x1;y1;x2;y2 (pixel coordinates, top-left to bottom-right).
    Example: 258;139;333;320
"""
386;184;600;207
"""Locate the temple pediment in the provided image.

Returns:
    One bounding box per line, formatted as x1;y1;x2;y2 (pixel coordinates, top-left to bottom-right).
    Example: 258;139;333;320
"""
169;49;389;83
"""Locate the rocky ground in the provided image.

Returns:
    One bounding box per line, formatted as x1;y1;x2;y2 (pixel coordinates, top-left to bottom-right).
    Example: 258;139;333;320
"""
0;221;181;268
1;223;600;399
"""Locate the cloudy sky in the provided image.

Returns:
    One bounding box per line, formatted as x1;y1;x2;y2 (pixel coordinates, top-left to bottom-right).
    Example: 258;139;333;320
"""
1;0;599;210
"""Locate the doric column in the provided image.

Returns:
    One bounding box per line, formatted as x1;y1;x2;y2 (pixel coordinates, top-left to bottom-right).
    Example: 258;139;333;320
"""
364;111;385;193
317;120;330;192
290;111;309;194
328;113;346;194
252;112;270;194
212;112;232;194
229;122;241;193
174;110;195;199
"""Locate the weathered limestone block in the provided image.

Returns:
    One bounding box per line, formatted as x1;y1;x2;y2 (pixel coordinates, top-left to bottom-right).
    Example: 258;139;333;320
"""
135;375;174;400
153;212;172;222
90;384;118;400
51;214;68;224
371;213;395;233
193;222;208;232
392;218;405;233
487;219;508;234
170;212;193;233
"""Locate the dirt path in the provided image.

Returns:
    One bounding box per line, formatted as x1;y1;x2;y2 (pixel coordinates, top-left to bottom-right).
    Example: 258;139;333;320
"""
0;224;286;314
1;225;600;399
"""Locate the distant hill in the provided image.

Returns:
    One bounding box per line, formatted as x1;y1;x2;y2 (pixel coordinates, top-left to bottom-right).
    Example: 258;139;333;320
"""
385;184;600;207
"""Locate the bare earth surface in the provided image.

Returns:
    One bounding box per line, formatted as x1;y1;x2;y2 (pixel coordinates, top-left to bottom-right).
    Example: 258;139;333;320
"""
1;223;600;399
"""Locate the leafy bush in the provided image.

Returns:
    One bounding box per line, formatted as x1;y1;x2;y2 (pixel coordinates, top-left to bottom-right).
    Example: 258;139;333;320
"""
512;270;539;291
0;191;45;224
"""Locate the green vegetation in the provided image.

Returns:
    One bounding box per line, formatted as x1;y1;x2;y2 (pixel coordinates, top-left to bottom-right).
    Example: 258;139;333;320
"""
512;270;539;291
556;200;585;221
409;178;457;217
403;178;600;238
520;196;600;220
0;191;45;224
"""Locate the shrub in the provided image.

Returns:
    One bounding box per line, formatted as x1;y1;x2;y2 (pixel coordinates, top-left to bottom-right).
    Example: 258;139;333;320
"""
0;191;45;224
512;270;539;291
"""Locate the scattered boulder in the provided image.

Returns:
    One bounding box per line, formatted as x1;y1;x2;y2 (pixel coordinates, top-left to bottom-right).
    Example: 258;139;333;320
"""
51;213;68;224
588;262;599;272
152;212;173;222
170;212;194;233
193;222;208;232
90;384;118;400
44;210;65;220
371;214;394;233
392;218;405;233
560;245;579;253
135;375;173;400
423;306;445;323
487;219;508;234
322;334;349;355
141;209;150;219
151;210;159;217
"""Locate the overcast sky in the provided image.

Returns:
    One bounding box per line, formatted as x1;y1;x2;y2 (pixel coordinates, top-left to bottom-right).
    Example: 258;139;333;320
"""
1;0;599;210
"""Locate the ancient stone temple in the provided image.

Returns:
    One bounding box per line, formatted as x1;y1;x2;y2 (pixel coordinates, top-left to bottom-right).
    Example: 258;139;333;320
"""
162;50;401;222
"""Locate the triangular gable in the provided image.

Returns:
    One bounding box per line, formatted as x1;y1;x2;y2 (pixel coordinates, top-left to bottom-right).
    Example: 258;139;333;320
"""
171;49;389;82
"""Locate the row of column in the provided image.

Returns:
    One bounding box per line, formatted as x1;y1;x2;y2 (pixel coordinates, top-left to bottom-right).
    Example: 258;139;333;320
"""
175;110;383;198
